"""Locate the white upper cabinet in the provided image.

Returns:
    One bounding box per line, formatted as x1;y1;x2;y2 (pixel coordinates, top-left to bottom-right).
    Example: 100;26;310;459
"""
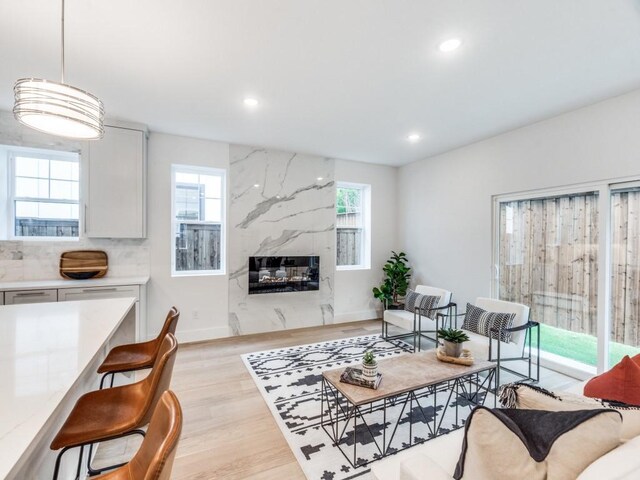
85;124;147;238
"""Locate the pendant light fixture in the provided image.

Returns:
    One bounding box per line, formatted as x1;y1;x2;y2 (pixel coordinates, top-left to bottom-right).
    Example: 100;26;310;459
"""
13;0;104;139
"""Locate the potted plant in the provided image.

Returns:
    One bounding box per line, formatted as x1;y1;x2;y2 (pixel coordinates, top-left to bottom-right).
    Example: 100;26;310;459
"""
437;328;470;358
361;350;378;381
372;251;411;308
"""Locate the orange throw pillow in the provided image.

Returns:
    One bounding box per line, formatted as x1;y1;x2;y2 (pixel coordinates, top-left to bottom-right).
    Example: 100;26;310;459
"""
584;355;640;406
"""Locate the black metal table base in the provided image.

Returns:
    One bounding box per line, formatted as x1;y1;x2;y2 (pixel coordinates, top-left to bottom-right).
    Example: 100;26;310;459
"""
320;368;496;469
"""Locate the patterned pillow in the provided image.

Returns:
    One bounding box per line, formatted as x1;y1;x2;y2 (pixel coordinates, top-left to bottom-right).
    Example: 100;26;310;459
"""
417;295;442;317
462;303;515;343
499;382;640;442
404;289;424;313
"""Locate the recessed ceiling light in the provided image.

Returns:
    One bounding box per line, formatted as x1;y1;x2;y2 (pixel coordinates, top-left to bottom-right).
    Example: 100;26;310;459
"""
244;98;259;107
317;177;323;181
438;38;462;53
407;133;421;143
253;183;260;188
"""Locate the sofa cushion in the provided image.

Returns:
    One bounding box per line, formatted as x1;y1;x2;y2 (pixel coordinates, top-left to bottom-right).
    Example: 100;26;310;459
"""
400;455;452;480
370;428;464;480
578;435;640;480
500;383;640;442
584;355;640;406
453;407;622;480
462;303;515;343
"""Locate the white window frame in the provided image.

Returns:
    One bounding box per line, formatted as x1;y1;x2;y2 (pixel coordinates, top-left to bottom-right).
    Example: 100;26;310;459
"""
491;176;640;375
171;164;226;277
7;147;80;242
336;181;371;271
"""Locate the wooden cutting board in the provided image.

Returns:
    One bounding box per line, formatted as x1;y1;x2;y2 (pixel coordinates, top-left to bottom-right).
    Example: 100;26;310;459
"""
59;250;108;280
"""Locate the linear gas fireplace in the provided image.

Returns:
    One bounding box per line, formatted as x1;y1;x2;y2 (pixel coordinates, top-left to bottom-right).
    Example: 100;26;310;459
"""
248;256;320;294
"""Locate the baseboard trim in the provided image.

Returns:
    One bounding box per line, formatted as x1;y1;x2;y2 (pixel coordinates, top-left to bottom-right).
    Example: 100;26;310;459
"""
334;309;380;323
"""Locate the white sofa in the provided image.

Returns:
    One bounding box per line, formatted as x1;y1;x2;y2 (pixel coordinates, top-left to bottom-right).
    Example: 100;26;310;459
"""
370;381;640;480
382;285;453;351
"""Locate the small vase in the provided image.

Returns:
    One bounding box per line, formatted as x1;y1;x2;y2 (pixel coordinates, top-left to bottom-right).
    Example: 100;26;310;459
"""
444;340;463;358
362;361;378;381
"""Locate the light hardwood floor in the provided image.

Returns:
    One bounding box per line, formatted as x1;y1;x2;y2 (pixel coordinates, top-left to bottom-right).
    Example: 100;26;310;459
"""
96;320;578;479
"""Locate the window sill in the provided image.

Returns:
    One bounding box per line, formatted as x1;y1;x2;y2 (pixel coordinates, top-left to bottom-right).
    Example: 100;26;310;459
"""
171;270;226;278
8;236;80;242
336;265;371;272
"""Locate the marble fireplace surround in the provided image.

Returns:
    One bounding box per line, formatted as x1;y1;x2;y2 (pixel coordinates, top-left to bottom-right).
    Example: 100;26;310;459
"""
228;146;335;335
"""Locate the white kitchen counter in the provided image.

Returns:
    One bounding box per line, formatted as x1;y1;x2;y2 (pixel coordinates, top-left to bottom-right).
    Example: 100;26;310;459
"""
0;297;137;479
0;275;149;291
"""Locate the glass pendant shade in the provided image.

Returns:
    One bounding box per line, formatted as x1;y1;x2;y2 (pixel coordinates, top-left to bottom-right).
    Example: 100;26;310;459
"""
14;78;104;139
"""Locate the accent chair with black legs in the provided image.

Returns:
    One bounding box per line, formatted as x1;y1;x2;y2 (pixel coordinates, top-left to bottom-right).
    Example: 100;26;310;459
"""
382;285;455;352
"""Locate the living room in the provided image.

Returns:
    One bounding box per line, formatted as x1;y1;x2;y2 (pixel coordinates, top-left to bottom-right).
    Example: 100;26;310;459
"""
1;1;639;479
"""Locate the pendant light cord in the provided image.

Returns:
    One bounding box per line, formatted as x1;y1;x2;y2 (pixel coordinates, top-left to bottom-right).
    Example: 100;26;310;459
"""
61;0;65;84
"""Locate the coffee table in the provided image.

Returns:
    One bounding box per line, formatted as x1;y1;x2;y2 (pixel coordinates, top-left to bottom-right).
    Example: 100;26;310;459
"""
320;350;496;468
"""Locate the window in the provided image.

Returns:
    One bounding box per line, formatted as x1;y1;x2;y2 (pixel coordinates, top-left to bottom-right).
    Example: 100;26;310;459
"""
336;182;371;269
8;148;80;239
171;165;225;275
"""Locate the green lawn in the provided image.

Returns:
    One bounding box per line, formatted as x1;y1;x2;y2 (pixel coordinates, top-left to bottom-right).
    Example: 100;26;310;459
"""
540;323;640;367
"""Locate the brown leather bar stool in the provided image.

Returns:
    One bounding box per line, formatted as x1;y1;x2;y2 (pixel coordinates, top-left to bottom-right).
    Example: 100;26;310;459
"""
93;390;183;480
98;307;179;389
50;333;178;480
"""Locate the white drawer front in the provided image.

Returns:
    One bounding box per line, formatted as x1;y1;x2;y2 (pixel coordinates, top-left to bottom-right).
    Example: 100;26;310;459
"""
58;285;140;302
5;289;58;305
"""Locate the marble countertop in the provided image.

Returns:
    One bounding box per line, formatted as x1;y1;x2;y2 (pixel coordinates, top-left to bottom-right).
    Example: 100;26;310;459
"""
0;297;137;479
0;276;150;291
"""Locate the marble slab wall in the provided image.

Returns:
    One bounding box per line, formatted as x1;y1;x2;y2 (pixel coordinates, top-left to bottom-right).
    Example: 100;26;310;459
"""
0;239;149;282
228;146;335;335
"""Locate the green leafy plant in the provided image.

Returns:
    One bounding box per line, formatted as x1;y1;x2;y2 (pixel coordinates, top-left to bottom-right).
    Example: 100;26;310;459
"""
362;350;376;366
437;328;470;344
372;251;411;305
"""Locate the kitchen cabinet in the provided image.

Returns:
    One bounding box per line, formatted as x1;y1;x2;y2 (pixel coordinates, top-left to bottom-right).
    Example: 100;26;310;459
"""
5;289;58;305
85;124;147;238
57;285;140;302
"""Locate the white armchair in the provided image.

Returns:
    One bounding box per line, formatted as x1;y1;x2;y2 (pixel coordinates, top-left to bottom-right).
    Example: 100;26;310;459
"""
443;297;539;386
382;285;455;352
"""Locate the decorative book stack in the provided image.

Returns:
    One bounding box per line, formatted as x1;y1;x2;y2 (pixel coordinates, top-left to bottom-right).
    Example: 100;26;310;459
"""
339;367;383;390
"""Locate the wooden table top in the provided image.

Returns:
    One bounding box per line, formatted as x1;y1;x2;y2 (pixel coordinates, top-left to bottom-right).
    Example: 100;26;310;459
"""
322;350;495;406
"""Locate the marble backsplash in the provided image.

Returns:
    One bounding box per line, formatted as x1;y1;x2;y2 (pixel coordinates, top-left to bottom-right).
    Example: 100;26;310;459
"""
0;239;149;282
228;146;335;335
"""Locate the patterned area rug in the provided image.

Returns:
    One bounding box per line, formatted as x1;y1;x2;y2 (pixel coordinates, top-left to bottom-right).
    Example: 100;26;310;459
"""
242;335;488;480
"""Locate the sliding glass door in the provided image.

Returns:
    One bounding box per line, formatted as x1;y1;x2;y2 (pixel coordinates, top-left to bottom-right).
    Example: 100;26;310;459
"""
497;192;600;367
610;186;640;365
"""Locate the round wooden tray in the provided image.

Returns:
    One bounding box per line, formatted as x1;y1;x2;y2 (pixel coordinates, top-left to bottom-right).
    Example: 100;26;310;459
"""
436;346;475;366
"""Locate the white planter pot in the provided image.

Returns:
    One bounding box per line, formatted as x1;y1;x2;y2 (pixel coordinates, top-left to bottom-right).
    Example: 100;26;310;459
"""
362;361;378;381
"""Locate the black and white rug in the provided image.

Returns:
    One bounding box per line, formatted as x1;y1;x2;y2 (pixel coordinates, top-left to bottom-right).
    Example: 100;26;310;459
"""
242;335;487;480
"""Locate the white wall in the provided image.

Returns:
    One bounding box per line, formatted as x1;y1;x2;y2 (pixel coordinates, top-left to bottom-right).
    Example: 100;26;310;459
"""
398;88;640;309
335;159;397;322
146;132;230;342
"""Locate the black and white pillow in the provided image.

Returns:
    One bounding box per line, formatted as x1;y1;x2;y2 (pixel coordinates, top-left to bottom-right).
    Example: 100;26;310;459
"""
418;295;442;317
462;303;515;343
404;289;424;313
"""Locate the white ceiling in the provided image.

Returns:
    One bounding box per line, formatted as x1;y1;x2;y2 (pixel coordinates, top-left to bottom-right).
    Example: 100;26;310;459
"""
1;1;640;166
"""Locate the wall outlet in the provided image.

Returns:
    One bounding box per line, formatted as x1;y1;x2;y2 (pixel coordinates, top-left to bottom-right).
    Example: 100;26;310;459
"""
192;309;199;320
